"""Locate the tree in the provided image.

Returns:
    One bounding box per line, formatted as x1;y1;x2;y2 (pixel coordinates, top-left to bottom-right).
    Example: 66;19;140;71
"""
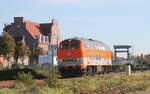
134;54;150;67
0;33;16;68
143;54;150;66
33;46;43;63
0;35;2;55
15;42;31;64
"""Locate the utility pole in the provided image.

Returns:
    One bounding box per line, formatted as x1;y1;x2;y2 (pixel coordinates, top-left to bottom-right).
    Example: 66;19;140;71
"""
50;34;56;74
51;45;54;74
50;34;59;74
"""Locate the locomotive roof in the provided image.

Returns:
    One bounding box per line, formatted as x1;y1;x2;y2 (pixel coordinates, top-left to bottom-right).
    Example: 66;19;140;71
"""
69;37;110;50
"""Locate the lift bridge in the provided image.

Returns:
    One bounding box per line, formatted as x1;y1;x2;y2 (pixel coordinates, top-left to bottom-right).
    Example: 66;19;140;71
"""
113;45;134;65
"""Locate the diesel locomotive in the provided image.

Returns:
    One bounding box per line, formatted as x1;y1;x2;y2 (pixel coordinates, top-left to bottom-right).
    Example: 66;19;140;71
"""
57;37;112;76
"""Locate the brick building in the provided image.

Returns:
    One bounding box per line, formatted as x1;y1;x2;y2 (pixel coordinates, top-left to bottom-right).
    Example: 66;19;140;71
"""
3;17;60;55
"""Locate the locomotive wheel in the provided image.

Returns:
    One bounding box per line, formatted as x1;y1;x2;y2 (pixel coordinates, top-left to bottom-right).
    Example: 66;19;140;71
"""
87;67;94;76
103;66;112;73
108;66;113;72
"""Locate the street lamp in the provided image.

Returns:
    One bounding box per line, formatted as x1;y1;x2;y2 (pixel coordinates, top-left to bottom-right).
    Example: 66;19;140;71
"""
51;45;54;74
49;34;59;74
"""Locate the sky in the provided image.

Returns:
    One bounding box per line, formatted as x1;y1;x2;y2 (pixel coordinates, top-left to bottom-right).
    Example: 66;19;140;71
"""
0;0;150;55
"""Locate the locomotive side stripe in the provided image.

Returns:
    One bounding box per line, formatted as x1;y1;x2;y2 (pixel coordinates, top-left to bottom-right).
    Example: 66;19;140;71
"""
58;58;112;67
82;57;112;65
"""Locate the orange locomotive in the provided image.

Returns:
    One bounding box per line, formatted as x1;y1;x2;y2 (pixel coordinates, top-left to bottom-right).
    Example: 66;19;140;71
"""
57;37;112;76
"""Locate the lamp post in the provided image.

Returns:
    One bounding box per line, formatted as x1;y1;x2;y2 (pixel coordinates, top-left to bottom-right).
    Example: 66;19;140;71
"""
50;34;59;74
51;45;54;74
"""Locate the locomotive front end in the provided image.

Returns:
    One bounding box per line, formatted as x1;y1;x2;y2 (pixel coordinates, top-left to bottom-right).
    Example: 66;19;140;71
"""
57;39;85;76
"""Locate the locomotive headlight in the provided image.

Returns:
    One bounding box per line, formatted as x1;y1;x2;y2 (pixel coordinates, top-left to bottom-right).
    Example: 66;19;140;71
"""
76;59;80;62
59;59;63;62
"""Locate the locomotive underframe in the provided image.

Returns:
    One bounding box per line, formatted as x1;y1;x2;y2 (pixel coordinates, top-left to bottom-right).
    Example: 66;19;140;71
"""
58;64;112;77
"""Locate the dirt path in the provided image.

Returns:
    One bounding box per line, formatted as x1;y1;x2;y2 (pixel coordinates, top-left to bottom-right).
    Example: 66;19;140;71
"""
0;80;46;88
0;80;15;88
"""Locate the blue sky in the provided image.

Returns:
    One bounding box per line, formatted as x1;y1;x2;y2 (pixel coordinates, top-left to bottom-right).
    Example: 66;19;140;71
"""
0;0;150;55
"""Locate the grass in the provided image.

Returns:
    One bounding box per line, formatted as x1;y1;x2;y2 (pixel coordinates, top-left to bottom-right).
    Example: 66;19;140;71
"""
0;69;150;94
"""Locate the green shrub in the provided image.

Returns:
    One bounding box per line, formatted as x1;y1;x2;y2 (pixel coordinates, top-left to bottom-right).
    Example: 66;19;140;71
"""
70;81;80;94
15;72;41;94
114;65;125;72
70;85;80;94
14;82;40;94
32;65;50;78
23;84;40;94
46;73;58;88
32;65;61;88
16;72;34;86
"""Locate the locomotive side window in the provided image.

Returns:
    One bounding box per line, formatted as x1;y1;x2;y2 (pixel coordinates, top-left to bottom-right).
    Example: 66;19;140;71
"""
84;42;89;48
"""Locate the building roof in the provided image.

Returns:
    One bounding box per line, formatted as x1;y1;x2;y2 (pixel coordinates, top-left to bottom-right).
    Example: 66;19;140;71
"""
24;20;42;38
4;17;59;39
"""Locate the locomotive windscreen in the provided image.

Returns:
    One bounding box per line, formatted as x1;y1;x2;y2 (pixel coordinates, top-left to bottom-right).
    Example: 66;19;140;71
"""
70;40;80;49
60;39;80;49
60;40;69;49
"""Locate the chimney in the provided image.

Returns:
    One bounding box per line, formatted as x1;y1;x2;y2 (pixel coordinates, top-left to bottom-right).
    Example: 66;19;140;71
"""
14;17;23;23
52;19;58;25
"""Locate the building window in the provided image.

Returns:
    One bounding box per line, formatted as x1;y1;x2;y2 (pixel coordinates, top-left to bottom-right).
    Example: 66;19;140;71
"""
41;36;43;42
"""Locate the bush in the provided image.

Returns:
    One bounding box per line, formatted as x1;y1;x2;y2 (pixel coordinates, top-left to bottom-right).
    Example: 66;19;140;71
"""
32;65;61;88
0;88;17;94
113;65;125;72
16;72;34;86
15;72;41;94
70;85;80;94
32;65;51;78
46;72;59;88
23;84;40;94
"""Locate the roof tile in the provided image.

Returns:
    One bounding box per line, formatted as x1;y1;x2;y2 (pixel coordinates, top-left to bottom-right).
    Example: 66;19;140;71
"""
25;20;42;37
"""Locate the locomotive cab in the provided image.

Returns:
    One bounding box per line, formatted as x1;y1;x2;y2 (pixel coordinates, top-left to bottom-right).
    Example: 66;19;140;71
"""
57;39;86;76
